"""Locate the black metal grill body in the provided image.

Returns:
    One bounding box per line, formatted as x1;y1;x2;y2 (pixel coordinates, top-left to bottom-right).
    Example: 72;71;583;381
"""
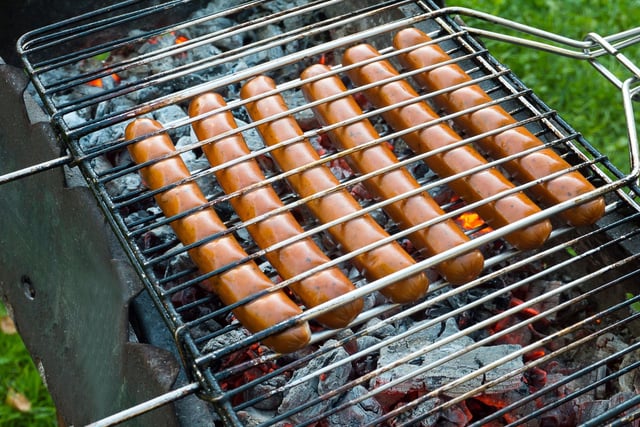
2;0;640;425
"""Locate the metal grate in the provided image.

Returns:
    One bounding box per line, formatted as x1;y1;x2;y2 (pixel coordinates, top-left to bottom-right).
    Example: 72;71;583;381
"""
12;0;640;425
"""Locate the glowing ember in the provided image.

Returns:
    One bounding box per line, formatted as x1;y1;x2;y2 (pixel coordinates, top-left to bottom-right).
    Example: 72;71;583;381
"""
87;79;103;88
87;73;121;88
456;211;487;231
171;32;189;44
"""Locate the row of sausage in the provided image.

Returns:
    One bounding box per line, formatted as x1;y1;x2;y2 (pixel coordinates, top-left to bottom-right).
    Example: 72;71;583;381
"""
125;27;605;353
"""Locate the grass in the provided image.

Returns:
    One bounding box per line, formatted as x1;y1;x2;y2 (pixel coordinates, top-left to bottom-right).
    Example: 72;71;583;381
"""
0;2;638;426
0;303;57;427
446;0;640;175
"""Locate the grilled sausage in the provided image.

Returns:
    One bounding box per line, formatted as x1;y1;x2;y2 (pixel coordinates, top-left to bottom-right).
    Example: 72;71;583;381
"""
125;117;311;353
240;75;429;303
393;27;606;227
188;93;362;328
342;43;553;250
300;64;484;285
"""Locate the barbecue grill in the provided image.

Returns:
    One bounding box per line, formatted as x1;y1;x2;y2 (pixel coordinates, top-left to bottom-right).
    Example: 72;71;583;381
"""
1;0;640;426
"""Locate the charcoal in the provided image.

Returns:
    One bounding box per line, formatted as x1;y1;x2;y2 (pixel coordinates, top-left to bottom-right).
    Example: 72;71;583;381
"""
153;105;190;137
363;317;398;340
202;328;251;353
327;385;383;427
278;340;352;423
372;318;523;408
356;335;381;352
245;374;287;410
393;397;441;427
236;407;292;427
619;342;640;393
256;24;285;62
280;87;315;124
79;122;124;152
175;134;200;163
236;119;265;152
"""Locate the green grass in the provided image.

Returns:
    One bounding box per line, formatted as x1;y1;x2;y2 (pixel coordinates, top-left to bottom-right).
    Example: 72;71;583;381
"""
446;0;640;175
0;303;57;427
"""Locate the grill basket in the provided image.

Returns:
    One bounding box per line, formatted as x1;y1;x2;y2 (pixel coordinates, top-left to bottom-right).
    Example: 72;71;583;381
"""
7;1;640;426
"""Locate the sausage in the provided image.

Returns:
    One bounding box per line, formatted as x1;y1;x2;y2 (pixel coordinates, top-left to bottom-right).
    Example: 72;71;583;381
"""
393;27;606;227
125;117;311;353
300;64;485;285
239;75;429;303
341;44;553;250
188;93;362;328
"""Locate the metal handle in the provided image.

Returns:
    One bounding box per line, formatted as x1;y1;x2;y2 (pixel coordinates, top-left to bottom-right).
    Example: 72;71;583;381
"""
438;6;640;184
84;382;200;427
0;155;73;185
440;7;640;85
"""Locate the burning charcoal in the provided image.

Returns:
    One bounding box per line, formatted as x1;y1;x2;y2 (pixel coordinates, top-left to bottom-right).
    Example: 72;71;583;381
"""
166;244;196;274
153;105;190;139
92;154;144;196
327;385;383;426
245;374;288;410
237;119;265;152
175;135;203;167
189;14;244;51
202;328;251;354
576;400;611;425
79;122;125;152
394;398;441;426
363;318;398;340
278;340;352;423
522;280;566;325
439;401;473;427
372;318;523;410
259;0;313;30
280;88;315;124
356;336;381;352
394;397;474;427
236;407;292;427
619;342;640;393
538;402;578;426
255;24;285;63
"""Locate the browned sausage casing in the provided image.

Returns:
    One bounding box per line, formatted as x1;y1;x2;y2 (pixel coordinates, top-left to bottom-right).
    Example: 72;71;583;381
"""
125;117;311;353
342;44;553;250
240;75;429;303
188;93;362;328
393;27;605;227
300;64;485;285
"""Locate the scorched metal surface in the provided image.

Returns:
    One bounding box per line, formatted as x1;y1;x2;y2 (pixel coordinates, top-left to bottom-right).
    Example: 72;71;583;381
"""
1;0;640;425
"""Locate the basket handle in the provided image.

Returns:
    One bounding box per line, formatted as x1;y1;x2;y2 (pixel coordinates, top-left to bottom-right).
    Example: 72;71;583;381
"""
0;154;73;185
